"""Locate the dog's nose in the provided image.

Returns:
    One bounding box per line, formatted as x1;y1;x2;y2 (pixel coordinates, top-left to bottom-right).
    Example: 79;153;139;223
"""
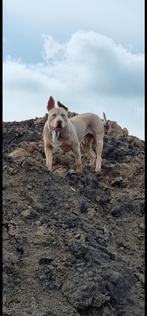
57;120;62;127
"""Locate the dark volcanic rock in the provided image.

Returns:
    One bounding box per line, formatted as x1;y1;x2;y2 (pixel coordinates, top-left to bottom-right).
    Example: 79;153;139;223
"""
3;116;145;316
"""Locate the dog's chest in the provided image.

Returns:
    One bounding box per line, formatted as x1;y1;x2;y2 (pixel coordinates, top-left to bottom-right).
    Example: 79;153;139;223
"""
52;130;61;148
51;131;71;152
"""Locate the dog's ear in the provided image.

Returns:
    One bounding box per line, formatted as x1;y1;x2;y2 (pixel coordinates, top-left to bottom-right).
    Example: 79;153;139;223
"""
57;101;68;112
47;96;55;111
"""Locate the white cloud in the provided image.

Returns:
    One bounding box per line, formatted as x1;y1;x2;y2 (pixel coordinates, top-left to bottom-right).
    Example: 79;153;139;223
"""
42;35;65;63
3;31;144;139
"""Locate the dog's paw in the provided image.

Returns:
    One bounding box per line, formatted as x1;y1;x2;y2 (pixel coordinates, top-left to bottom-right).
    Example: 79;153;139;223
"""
95;168;101;174
46;162;53;171
76;165;83;173
68;169;77;174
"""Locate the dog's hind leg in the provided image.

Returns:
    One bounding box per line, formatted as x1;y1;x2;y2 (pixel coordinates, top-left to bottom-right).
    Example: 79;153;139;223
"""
81;134;96;167
95;136;103;173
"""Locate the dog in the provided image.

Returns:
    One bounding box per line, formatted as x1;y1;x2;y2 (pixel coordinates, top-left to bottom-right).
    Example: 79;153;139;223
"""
43;96;106;173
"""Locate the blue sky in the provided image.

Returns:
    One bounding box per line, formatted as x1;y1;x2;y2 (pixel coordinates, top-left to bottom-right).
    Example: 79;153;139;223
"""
3;0;144;139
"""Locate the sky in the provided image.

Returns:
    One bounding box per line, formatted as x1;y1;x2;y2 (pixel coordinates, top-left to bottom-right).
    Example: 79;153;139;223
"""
3;0;144;139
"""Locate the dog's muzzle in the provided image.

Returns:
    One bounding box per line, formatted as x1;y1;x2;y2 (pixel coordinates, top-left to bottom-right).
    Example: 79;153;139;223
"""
55;120;63;129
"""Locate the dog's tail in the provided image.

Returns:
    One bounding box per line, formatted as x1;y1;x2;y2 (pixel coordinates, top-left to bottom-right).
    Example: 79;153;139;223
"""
102;112;107;126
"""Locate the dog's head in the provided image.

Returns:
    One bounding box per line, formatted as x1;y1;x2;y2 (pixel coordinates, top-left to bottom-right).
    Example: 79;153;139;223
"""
47;96;68;131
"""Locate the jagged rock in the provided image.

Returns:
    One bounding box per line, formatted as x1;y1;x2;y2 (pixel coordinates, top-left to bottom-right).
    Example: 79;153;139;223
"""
104;120;129;137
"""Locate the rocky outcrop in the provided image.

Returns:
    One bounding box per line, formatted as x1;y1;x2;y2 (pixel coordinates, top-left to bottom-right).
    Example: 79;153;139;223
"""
3;114;144;316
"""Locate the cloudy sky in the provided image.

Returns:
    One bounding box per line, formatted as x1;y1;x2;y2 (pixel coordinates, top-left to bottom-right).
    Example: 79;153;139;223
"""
3;0;144;139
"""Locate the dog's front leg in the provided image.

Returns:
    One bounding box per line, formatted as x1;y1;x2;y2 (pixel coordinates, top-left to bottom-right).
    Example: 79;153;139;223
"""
44;144;53;171
72;145;82;173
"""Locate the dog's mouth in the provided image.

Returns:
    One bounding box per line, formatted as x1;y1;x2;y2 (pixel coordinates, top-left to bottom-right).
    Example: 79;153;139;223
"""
50;126;63;133
54;125;63;130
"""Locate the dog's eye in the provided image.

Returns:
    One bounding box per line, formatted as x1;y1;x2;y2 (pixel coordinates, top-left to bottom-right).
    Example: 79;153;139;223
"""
52;114;56;118
61;113;66;117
